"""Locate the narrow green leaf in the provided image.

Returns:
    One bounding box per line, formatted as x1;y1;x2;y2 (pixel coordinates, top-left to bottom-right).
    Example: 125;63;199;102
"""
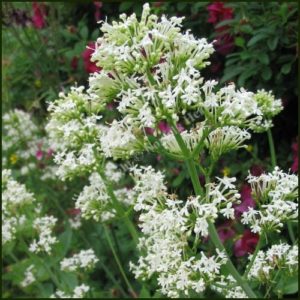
221;67;244;83
258;53;269;65
261;67;272;81
235;37;245;47
140;285;151;298
267;36;279;51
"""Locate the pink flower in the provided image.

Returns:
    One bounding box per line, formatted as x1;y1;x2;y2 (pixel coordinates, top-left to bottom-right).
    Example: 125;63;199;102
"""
217;220;235;243
234;230;259;257
291;140;298;173
32;2;47;29
46;148;54;159
82;42;101;74
234;184;255;217
145;127;155;135
158;121;172;134
35;149;43;161
94;2;102;22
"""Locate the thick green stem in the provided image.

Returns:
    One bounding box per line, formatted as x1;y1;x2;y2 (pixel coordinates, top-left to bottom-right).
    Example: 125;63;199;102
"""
104;225;135;296
168;121;257;298
243;236;264;278
98;168;139;245
267;129;295;244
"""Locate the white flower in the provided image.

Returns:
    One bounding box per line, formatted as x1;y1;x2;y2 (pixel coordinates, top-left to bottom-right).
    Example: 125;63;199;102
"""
61;249;99;272
21;265;36;287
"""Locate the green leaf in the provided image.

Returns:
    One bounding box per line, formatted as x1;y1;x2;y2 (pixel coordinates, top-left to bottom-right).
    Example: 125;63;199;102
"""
237;68;257;86
139;285;151;298
172;172;186;188
247;33;268;47
275;273;298;295
56;225;73;259
177;3;187;11
215;19;235;28
267;36;279;51
91;29;99;41
80;26;88;40
235;37;245;48
261;67;272;81
258;53;269;65
221;67;244;83
281;63;292;74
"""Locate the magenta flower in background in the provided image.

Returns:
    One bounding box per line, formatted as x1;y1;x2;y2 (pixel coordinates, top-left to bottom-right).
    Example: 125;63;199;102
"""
32;2;47;29
207;2;234;55
234;184;255;218
82;42;101;74
291;140;298;173
94;2;103;22
46;148;54;159
234;229;259;257
250;164;264;176
217;220;235;243
71;56;78;71
35;149;43;161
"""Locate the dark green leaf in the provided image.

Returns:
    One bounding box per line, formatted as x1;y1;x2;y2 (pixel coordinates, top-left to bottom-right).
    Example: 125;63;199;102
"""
177;3;187;11
215;19;235;28
238;68;257;86
119;2;133;12
261;67;272;81
80;26;88;40
258;53;269;65
247;33;268;47
281;63;292;74
267;36;279;51
221;67;245;83
172;172;186;188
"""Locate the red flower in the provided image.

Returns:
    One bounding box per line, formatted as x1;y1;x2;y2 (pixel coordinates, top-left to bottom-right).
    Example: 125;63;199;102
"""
234;230;259;257
82;42;101;74
207;2;233;25
32;2;47;29
217;220;235;243
234;184;255;217
207;2;234;55
291;140;298;173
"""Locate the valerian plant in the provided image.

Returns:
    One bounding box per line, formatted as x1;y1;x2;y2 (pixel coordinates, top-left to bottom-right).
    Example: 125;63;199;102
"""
3;3;298;299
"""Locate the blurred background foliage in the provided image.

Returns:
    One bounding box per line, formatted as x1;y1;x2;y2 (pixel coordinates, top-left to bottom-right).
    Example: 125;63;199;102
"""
1;1;298;298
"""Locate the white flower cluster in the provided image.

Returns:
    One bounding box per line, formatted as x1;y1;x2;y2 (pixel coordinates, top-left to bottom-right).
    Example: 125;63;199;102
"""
46;86;103;180
21;265;36;288
75;162;134;222
51;284;90;298
2;109;38;155
29;215;58;254
211;275;247;298
129;166;231;297
241;167;298;233
2;169;36;245
205;126;251;160
247;243;298;282
60;249;99;272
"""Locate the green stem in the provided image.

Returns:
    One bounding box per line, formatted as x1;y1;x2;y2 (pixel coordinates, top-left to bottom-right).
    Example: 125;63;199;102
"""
104;225;135;296
169;121;257;298
267;129;295;244
267;129;277;168
243;236;264;278
79;230;127;297
98;168;139;245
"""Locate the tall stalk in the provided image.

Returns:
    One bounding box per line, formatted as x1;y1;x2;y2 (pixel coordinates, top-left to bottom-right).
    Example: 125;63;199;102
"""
169;120;257;298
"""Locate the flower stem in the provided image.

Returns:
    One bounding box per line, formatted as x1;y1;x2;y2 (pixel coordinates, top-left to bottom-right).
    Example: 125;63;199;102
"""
169;121;257;298
104;225;136;296
243;236;264;278
267;129;295;244
98;168;139;245
267;129;277;168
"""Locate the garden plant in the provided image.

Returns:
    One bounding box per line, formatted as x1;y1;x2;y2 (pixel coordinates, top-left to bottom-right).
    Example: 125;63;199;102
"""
2;2;298;299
